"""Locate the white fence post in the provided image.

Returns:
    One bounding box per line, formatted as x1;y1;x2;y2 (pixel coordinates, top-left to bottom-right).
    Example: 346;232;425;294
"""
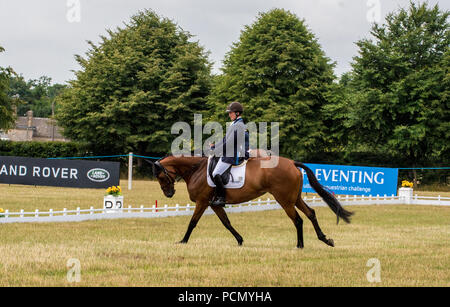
128;152;133;190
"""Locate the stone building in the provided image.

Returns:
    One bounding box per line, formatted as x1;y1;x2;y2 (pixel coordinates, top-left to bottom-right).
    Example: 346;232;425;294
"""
0;110;68;142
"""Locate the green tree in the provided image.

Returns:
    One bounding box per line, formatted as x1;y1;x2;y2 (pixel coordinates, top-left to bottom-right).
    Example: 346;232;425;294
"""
348;2;449;167
8;75;66;117
0;46;16;130
56;10;212;155
208;9;336;159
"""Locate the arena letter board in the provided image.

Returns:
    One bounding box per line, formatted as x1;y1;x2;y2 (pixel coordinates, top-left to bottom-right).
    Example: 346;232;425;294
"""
300;163;399;196
0;156;120;189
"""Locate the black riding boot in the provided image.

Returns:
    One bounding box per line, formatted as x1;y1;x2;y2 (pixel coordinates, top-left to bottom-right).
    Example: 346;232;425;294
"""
211;174;226;207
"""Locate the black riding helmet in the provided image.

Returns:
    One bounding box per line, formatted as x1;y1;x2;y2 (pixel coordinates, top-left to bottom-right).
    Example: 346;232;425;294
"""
226;101;243;115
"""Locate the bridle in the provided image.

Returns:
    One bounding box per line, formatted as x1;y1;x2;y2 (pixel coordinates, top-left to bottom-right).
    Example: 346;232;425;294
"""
153;161;178;184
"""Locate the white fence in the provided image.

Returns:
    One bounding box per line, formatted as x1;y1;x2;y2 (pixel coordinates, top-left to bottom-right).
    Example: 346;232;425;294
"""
1;193;449;224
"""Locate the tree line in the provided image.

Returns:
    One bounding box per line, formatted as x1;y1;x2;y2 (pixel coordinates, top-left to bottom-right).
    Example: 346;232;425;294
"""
0;2;448;172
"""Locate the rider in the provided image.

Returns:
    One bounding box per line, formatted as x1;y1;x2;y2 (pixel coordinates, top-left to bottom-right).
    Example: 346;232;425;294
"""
210;101;250;207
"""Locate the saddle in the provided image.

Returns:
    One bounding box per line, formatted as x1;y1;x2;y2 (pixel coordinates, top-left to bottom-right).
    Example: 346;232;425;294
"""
207;156;233;185
207;156;247;189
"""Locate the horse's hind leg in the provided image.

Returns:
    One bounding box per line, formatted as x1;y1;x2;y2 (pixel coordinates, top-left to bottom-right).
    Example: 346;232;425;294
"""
211;206;243;246
272;192;304;248
295;197;334;247
282;205;304;248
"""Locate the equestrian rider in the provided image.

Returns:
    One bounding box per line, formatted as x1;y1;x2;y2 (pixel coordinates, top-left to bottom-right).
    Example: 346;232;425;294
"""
210;101;250;207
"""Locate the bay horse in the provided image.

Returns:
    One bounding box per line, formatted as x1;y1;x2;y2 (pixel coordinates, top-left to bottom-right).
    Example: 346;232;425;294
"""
150;153;353;248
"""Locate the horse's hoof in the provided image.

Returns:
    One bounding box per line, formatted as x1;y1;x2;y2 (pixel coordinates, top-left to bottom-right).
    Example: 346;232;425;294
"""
177;240;187;244
327;239;335;247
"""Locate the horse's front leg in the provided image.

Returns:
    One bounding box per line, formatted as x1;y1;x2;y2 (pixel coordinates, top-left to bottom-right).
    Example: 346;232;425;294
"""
179;201;208;244
210;206;243;246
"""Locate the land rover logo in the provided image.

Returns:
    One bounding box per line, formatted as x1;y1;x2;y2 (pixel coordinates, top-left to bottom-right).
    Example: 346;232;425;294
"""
87;168;110;182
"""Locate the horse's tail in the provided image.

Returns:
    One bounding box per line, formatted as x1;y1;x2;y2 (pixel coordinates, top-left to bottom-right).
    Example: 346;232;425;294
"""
294;161;353;224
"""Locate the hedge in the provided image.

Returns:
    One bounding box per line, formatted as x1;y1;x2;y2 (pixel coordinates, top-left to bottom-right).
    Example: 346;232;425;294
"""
0;140;85;159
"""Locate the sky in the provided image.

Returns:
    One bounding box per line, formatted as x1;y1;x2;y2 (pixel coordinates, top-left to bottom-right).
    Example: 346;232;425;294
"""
0;0;448;84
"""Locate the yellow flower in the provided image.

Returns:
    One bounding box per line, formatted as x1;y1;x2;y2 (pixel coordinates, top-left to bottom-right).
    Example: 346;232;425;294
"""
0;208;4;213
402;180;413;188
117;186;122;192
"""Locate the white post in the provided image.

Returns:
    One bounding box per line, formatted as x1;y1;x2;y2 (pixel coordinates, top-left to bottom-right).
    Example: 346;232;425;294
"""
49;209;53;217
76;207;80;215
35;209;39;217
90;207;94;215
128;152;133;190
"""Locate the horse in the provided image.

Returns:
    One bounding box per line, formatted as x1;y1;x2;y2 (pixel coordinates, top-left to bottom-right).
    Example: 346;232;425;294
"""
149;153;353;248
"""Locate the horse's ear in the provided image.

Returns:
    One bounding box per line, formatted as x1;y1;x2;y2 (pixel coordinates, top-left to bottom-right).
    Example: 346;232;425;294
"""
144;159;160;176
153;161;163;176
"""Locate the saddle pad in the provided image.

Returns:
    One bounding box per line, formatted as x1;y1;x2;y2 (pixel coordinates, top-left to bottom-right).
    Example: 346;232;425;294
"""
207;157;247;189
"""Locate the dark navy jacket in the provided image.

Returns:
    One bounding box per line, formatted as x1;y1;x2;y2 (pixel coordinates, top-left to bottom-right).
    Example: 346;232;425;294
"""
213;117;250;165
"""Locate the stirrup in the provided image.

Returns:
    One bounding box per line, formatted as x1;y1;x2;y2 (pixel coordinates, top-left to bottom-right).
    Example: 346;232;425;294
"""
210;197;226;207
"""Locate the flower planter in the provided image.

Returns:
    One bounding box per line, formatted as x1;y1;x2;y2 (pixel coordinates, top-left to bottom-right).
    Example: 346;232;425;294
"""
398;187;413;204
103;195;124;213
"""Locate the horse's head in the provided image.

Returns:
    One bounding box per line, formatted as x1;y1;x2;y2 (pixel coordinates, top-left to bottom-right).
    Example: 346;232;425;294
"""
152;160;176;198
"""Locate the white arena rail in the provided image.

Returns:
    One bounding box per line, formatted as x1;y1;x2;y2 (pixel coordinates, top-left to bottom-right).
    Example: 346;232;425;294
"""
0;194;449;224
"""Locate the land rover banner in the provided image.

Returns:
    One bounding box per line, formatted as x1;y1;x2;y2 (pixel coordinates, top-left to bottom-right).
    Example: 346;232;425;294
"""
0;156;120;189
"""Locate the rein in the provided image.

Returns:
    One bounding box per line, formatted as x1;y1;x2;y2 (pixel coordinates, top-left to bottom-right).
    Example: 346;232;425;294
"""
146;157;205;184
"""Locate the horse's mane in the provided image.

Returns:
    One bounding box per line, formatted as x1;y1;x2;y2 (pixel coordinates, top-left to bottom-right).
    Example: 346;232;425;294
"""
158;153;208;180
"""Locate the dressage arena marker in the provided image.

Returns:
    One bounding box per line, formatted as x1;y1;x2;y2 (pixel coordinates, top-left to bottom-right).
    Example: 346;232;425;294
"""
1;194;449;224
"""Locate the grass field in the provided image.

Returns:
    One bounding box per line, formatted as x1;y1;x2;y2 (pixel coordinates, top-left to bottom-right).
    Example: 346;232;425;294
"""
0;181;449;286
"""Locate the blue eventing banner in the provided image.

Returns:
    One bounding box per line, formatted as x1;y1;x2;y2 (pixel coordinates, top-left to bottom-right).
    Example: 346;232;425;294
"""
299;163;399;196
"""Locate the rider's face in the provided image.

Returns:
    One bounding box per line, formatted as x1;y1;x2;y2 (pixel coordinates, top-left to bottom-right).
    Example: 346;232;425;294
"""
229;112;237;121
